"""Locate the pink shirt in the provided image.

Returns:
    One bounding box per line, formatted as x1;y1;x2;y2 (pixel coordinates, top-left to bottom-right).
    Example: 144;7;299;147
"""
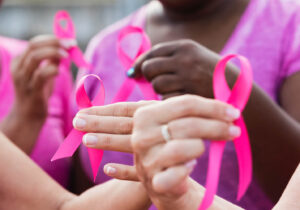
78;0;300;209
0;36;73;187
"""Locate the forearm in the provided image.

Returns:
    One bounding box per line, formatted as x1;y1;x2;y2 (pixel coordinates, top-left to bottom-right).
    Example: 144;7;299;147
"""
0;106;45;154
273;163;300;210
63;180;151;210
151;178;242;210
0;132;74;210
244;83;300;201
0;132;151;210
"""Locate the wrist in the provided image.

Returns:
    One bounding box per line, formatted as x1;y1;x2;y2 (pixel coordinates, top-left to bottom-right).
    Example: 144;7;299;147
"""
150;178;202;210
11;101;48;122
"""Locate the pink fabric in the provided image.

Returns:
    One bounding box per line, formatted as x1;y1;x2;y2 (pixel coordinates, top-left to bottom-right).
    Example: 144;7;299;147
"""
200;55;253;210
0;36;73;187
78;0;300;209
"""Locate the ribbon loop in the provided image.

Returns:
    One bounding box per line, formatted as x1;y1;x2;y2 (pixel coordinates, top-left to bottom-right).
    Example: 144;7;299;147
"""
54;10;75;39
113;25;158;103
199;54;253;210
52;11;103;181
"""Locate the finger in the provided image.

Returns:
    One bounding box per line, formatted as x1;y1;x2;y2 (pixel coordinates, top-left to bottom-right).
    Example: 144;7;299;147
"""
78;100;157;117
83;133;132;153
153;140;205;169
133;95;240;129
168;117;241;140
151;74;183;95
133;41;178;77
73;114;133;134
152;160;197;194
141;57;175;81
31;63;59;90
22;47;67;81
104;164;139;181
162;92;184;100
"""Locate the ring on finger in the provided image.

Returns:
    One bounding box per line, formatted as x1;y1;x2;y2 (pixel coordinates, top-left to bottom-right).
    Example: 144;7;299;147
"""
161;125;172;142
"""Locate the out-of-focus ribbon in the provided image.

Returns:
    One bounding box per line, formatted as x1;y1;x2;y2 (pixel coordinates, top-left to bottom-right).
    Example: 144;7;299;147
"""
51;11;104;181
53;10;91;70
199;54;253;210
114;26;158;102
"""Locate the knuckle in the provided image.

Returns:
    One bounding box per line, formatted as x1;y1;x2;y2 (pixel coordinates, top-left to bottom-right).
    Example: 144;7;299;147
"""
178;95;198;115
119;120;133;133
151;77;164;93
101;135;112;148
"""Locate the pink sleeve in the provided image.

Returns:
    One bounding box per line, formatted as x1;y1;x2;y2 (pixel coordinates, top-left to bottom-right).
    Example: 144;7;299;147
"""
281;10;300;78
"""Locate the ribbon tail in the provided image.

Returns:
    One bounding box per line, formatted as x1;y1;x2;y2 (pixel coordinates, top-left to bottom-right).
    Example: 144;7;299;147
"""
199;141;226;210
137;77;159;100
51;129;84;161
112;78;136;103
70;47;92;70
234;117;252;200
87;148;104;182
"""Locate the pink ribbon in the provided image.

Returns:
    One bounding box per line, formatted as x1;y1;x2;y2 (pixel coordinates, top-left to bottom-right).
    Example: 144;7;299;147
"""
199;54;253;209
51;10;104;181
114;26;158;102
53;10;91;70
51;74;105;181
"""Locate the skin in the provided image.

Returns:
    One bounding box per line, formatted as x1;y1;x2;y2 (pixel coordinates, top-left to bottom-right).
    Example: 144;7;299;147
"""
126;0;300;202
0;35;70;154
77;98;300;210
74;96;243;209
0;132;151;210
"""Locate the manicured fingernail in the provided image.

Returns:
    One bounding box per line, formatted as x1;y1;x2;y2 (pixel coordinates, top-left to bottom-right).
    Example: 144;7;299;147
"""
226;108;240;119
60;39;77;49
127;67;136;78
105;166;117;175
73;117;86;129
83;134;97;146
185;159;197;173
229;125;241;137
59;49;69;58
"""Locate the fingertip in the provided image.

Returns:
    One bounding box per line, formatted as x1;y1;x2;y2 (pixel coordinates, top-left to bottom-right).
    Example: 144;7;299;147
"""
127;67;136;78
104;164;117;176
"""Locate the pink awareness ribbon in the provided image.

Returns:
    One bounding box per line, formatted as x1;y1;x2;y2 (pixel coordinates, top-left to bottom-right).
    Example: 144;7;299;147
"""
114;26;159;102
53;10;91;70
51;74;105;181
51;10;104;181
199;54;253;210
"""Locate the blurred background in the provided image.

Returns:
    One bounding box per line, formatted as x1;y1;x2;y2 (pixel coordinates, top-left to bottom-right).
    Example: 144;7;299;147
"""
0;0;148;49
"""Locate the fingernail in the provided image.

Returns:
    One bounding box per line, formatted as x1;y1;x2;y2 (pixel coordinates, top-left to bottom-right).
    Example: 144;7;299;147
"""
105;166;117;175
127;67;136;78
229;125;241;137
83;134;98;146
59;49;69;58
73;117;86;129
226;108;240;120
185;159;197;173
60;39;77;49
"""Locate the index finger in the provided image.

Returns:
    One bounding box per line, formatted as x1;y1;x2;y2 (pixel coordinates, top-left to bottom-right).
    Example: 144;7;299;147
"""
132;41;178;78
78;100;157;117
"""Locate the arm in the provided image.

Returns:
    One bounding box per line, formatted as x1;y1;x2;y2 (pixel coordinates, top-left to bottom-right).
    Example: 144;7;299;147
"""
0;35;68;154
0;132;150;210
273;163;300;210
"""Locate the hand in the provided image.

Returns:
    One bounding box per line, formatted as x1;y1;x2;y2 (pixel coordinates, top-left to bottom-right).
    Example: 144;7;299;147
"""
11;35;68;120
132;39;238;99
73;101;156;180
131;95;241;209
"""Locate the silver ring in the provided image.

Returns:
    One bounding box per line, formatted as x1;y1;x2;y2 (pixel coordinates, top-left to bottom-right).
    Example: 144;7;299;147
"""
161;125;171;142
